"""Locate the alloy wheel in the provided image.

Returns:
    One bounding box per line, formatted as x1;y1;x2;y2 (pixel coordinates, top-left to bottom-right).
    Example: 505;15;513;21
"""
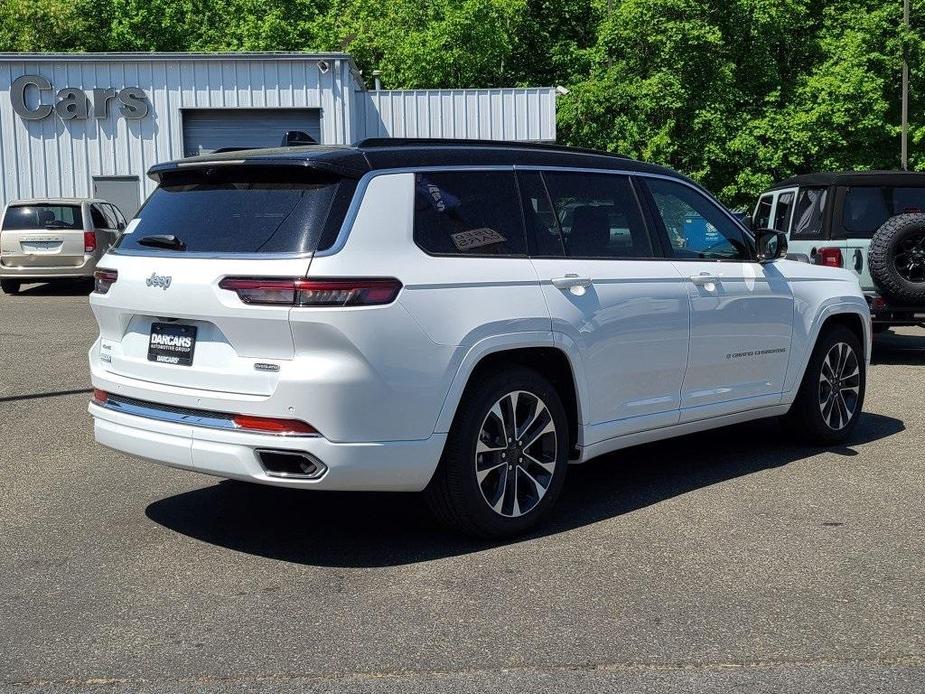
818;342;861;431
894;231;925;282
475;390;558;518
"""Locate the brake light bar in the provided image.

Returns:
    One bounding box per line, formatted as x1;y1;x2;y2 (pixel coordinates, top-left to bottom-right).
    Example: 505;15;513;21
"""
219;277;402;307
231;414;318;436
94;268;118;294
84;231;97;253
815;247;843;268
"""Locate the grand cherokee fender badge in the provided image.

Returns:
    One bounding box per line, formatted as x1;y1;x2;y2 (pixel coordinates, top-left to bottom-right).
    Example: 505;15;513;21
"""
146;272;172;290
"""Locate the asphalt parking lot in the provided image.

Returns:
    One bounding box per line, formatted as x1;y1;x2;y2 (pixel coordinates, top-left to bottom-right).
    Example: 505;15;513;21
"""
1;282;924;693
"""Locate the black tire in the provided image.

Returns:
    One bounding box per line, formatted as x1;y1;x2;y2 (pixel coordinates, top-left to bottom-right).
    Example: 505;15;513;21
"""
785;325;865;445
869;214;925;304
0;279;20;294
425;366;569;538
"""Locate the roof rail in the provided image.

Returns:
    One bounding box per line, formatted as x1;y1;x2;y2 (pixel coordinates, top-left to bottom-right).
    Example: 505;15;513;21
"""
355;137;627;159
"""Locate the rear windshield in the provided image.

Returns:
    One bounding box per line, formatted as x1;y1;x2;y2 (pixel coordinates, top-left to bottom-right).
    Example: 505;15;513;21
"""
116;167;357;254
841;186;925;238
3;204;83;230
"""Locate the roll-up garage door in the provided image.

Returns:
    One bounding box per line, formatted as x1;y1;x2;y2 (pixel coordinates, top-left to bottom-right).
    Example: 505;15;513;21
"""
182;109;322;156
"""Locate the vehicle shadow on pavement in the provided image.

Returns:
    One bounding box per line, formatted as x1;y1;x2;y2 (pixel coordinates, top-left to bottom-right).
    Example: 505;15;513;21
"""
145;412;904;568
872;331;925;365
14;280;93;296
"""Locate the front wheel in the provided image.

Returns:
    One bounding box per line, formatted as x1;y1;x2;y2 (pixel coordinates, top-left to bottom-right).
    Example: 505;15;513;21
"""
785;325;866;444
425;366;569;538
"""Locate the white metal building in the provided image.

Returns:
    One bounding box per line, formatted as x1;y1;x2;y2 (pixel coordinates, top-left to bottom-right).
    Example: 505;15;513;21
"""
0;52;556;217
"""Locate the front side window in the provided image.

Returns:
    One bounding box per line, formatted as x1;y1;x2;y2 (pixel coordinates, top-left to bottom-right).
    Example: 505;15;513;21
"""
2;204;83;230
791;187;827;238
773;192;795;232
413;171;526;256
754;195;773;230
646;178;750;260
525;171;653;259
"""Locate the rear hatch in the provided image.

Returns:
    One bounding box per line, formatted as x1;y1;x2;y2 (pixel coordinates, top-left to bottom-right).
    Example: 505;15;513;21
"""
837;185;925;292
0;203;87;268
91;163;359;396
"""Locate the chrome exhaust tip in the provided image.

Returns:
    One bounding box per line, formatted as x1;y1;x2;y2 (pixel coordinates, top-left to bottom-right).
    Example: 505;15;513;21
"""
256;449;327;480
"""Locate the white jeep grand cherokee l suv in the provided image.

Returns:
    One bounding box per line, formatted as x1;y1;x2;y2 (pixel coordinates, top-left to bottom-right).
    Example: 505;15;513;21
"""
88;139;871;537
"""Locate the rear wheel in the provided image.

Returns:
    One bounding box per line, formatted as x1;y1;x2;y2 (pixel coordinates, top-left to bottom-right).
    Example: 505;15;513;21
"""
0;279;20;294
785;325;865;444
425;366;569;538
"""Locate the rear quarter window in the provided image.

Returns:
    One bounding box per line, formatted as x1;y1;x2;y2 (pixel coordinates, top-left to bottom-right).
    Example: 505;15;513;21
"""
115;167;357;254
839;186;925;238
413;171;526;256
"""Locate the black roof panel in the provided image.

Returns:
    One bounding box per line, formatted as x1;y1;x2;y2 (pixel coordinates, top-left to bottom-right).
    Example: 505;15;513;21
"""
147;139;681;181
768;170;925;190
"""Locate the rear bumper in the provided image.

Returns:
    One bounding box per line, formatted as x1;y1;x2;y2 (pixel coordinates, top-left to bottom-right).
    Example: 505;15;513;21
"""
88;401;446;492
0;254;98;279
865;293;925;325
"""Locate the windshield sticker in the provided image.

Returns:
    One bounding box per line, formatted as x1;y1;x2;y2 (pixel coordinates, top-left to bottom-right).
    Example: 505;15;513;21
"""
451;228;507;251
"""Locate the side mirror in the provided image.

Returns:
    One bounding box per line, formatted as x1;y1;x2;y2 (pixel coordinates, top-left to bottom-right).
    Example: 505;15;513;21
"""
755;228;788;263
117;221;126;232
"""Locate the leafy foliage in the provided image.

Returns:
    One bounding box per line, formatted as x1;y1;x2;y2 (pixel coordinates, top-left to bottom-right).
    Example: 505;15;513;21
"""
0;0;921;206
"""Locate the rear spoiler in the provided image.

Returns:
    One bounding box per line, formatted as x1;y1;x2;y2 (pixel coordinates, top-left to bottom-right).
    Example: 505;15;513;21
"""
147;152;370;183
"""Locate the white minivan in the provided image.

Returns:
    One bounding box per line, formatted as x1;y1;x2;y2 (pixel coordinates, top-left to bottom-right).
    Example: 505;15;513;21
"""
88;139;871;537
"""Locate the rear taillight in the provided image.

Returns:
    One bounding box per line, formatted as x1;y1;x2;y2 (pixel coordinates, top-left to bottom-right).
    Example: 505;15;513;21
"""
84;231;97;253
94;268;118;294
91;388;108;404
815;247;843;268
231;414;318;436
218;277;402;307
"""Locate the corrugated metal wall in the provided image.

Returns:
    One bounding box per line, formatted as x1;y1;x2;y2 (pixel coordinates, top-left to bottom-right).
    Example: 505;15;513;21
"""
358;89;556;142
0;54;558;213
0;55;358;211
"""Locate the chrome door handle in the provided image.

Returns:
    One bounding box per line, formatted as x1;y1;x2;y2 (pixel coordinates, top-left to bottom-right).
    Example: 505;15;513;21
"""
689;274;719;286
552;274;592;290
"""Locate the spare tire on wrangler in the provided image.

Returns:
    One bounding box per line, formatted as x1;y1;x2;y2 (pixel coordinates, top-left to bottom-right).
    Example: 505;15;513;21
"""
868;213;925;304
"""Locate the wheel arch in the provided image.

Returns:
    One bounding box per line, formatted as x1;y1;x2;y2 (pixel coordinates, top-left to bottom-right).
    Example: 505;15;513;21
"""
434;338;586;456
785;299;871;399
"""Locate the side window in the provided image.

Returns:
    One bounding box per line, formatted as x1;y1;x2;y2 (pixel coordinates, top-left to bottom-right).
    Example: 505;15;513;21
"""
89;204;110;229
754;194;773;229
518;171;565;257
773;192;795;232
646;178;750;261
540;171;653;259
107;204;125;228
413;171;526;256
791;187;827;238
